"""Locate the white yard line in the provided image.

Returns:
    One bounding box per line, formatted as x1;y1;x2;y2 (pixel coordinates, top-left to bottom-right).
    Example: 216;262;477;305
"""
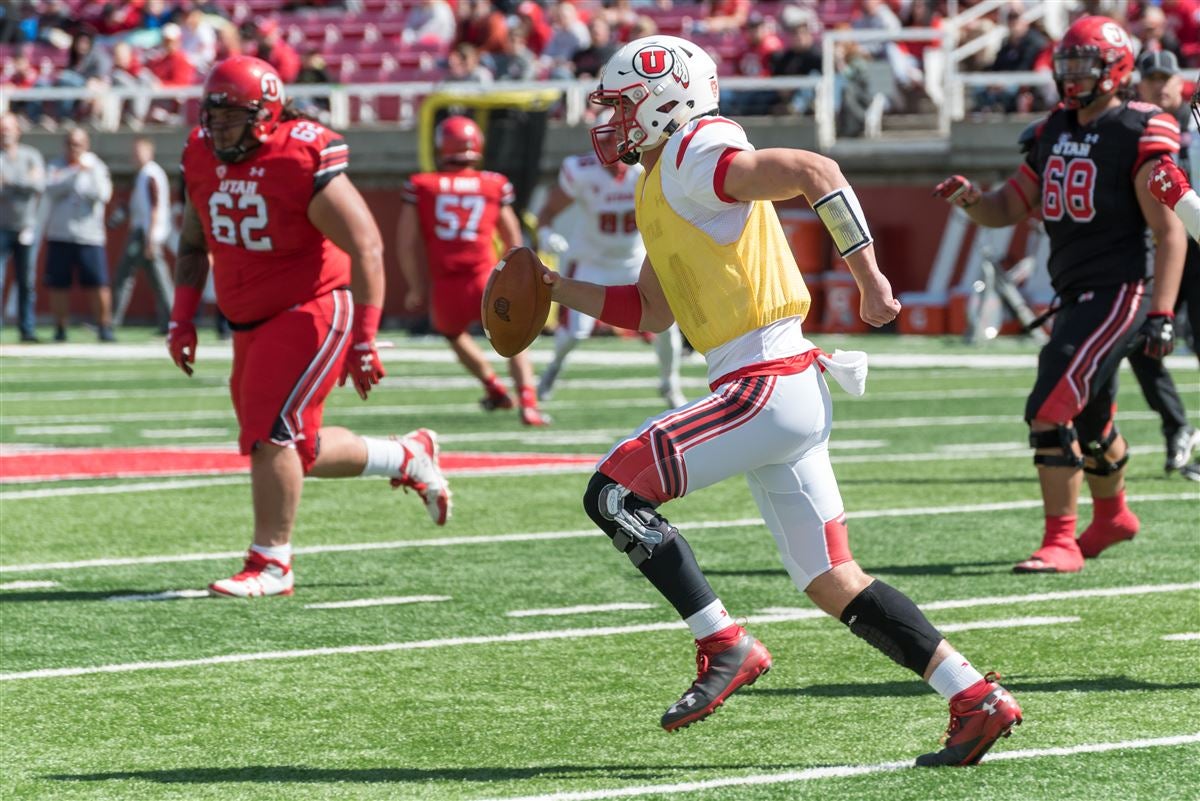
139;428;230;439
0;588;1190;682
1162;633;1200;641
0;580;59;590
106;589;211;602
507;603;656;618
303;595;451;610
918;615;1079;632
467;734;1200;801
1;494;1193;572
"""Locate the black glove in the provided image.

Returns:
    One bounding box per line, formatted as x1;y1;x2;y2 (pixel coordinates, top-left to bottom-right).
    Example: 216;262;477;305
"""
1139;312;1175;359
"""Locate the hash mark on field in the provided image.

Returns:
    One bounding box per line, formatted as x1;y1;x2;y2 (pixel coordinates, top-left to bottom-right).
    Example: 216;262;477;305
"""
303;595;451;610
507;603;655;618
13;425;111;436
1;493;1194;572
0;580;59;590
139;428;229;439
106;589;211;602
467;734;1200;801
0;589;1190;681
1162;633;1200;641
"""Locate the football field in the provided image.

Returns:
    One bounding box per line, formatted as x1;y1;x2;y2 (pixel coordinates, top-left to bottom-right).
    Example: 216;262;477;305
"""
2;332;1198;801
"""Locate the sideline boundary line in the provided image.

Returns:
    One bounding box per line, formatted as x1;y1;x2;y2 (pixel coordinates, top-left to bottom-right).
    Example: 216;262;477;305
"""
1;493;1192;574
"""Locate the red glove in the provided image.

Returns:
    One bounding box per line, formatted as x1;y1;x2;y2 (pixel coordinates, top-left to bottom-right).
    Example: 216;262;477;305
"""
167;285;201;376
933;175;981;208
1148;157;1191;210
340;303;385;400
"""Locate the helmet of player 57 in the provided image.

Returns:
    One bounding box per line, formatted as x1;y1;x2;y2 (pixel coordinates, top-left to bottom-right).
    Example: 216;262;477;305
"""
200;56;285;162
435;115;484;167
588;35;720;165
1052;15;1135;110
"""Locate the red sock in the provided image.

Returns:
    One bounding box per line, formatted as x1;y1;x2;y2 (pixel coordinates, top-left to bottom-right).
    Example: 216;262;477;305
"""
519;386;538;409
1078;491;1139;558
1091;491;1128;522
1042;514;1077;549
483;374;507;395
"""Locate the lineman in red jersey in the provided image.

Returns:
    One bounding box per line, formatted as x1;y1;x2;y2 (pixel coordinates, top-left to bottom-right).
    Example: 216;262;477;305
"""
397;115;549;426
935;16;1186;574
168;57;452;598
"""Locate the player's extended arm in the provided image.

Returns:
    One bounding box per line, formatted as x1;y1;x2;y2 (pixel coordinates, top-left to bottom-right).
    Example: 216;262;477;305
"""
721;148;899;327
309;172;387;399
497;204;522;252
396;202;427;312
539;254;675;333
932;168;1038;228
535;183;572;254
1148;157;1200;243
1136;158;1187;359
166;197;209;376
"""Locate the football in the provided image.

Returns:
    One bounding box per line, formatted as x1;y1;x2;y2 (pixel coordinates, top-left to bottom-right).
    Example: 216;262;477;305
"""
481;247;552;358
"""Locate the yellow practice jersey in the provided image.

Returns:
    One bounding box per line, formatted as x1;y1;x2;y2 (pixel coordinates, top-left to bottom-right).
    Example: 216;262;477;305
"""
635;117;810;355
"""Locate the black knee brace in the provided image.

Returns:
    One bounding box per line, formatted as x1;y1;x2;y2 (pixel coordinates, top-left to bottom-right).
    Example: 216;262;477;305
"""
1080;426;1129;476
1029;425;1085;469
840;580;943;677
583;472;678;566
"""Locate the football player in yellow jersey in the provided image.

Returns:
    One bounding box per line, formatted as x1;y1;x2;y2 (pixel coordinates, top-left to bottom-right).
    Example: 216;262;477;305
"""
539;35;1022;766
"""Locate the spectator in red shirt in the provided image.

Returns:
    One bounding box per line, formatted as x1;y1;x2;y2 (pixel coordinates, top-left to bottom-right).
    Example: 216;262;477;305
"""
149;23;198;86
696;0;751;35
456;0;509;56
516;1;552;56
1160;0;1200;64
725;13;784;116
255;19;300;83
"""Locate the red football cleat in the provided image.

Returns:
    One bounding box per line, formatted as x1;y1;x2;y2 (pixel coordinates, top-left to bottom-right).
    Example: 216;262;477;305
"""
660;625;772;731
916;672;1022;766
1013;541;1084;573
1077;509;1139;558
389;428;452;525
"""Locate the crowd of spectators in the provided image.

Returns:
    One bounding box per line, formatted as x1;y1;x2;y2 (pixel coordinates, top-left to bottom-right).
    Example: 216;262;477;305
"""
1;0;1198;129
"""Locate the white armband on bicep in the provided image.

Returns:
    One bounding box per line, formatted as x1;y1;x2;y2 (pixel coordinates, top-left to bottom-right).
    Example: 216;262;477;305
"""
813;187;873;257
1176;190;1200;244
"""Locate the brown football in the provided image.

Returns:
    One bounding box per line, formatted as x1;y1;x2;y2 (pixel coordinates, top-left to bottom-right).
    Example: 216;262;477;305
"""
481;247;552;358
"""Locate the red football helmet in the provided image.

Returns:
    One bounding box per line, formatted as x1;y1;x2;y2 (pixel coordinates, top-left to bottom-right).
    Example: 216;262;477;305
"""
200;56;285;162
1053;16;1135;110
435;115;483;167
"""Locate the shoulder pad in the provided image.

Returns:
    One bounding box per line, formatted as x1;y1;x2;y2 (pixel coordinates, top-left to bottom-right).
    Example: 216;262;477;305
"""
1018;118;1044;154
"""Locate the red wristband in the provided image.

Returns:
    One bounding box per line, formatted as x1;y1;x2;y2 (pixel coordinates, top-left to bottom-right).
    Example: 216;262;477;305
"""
170;285;202;324
352;303;382;342
599;284;643;331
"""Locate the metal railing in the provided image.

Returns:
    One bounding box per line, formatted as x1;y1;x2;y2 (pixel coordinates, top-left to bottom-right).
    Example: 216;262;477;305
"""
0;76;823;132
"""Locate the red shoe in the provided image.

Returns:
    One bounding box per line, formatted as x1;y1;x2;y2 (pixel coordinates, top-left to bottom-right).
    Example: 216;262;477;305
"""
520;405;552;426
916;672;1022;766
660;625;772;731
480;387;514;411
1077;509;1139;558
208;550;294;598
1013;540;1083;573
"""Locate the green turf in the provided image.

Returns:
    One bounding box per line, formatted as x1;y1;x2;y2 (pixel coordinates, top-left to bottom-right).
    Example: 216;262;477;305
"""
1;332;1198;801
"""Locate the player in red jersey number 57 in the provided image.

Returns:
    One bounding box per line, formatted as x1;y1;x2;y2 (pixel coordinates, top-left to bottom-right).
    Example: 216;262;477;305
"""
168;56;452;598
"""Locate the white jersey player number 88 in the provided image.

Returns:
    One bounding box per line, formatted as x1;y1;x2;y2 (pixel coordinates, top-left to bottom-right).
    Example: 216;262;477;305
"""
537;153;685;408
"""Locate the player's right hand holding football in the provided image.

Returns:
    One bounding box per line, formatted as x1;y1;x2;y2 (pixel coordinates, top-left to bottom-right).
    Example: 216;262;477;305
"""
933;175;981;208
1148;158;1191;210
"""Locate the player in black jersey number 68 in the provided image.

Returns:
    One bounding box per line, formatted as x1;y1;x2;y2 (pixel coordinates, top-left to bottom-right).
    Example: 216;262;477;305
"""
934;16;1187;574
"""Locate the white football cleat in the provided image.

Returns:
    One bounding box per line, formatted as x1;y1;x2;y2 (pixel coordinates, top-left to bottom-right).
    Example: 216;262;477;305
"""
662;385;687;409
390;428;452;525
209;550;294;598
